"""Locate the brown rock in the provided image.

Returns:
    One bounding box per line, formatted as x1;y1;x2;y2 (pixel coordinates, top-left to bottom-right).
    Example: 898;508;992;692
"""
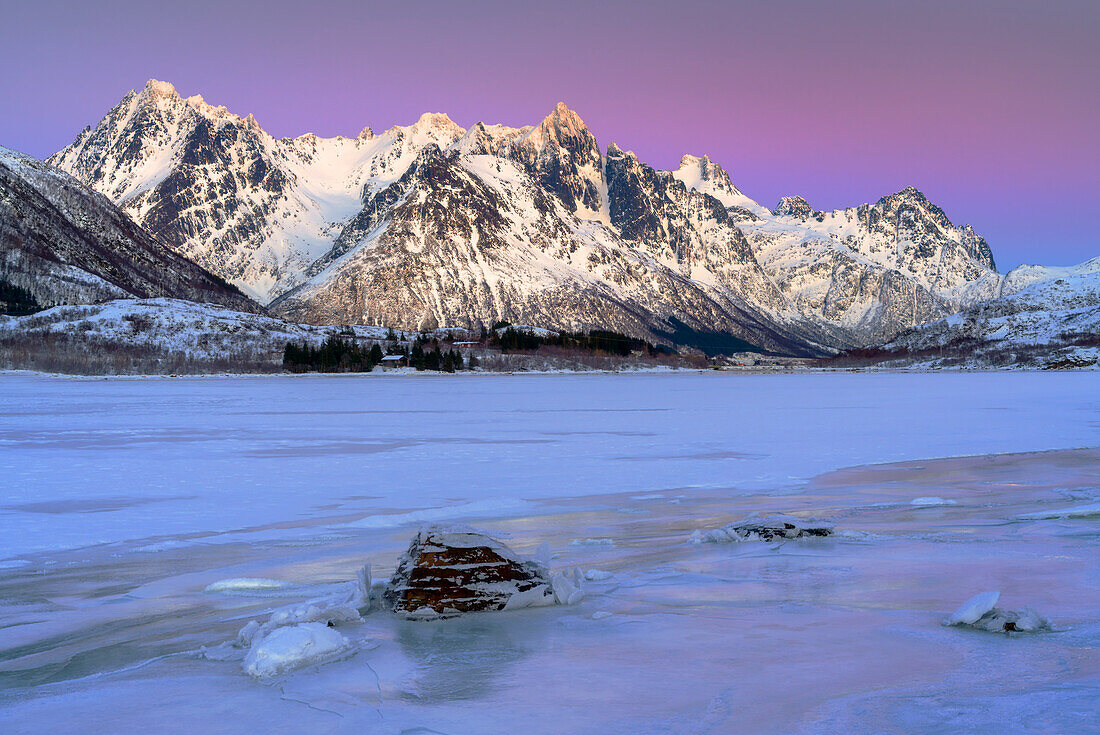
383;525;554;619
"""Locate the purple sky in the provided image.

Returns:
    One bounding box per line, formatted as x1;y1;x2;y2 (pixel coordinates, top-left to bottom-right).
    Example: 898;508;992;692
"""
2;0;1097;269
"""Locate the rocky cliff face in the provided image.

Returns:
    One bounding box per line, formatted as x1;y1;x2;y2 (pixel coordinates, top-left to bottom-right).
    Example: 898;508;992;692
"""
0;145;258;313
48;80;1007;352
737;187;1003;344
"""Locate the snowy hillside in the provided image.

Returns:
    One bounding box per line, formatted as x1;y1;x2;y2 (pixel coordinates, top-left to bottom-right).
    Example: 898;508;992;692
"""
850;267;1100;369
0;145;259;314
999;256;1100;296
49;80;1009;351
0;298;386;373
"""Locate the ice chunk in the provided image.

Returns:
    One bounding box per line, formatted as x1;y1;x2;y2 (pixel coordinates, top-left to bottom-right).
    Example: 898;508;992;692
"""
242;623;354;679
1011;607;1052;632
968;606;1052;633
584;569;614;581
945;591;1000;625
910;497;957;506
690;513;834;543
236;566;371;645
204;578;296;594
551;569;584;605
942;592;1051;633
591;611;613;620
502;584;557;610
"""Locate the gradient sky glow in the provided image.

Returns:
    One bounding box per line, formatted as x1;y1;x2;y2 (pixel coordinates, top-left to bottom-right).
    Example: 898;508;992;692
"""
2;0;1097;269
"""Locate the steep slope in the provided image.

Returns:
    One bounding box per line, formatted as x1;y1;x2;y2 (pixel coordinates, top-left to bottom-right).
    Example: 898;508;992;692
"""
851;267;1099;369
49;80;1005;353
272;144;828;356
0;146;259;313
666;163;1003;344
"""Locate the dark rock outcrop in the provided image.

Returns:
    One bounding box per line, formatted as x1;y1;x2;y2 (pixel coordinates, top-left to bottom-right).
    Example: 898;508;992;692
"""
383;526;556;619
690;513;835;543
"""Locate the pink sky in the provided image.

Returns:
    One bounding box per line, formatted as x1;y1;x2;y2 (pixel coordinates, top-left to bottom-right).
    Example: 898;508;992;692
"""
2;0;1096;269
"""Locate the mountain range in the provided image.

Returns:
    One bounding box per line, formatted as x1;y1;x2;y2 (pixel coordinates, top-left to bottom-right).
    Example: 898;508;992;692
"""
42;79;1030;355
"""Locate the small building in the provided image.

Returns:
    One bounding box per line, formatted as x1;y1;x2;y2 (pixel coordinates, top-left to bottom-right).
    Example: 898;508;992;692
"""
379;354;409;369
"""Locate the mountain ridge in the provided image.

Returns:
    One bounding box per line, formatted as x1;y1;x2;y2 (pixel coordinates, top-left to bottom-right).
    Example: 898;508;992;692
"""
46;79;1008;353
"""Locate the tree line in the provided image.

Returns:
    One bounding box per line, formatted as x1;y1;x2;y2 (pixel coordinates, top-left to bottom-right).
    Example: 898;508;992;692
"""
283;334;478;373
490;324;666;356
283;336;383;372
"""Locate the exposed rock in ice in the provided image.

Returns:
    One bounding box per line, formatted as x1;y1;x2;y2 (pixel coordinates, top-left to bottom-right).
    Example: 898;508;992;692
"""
242;622;355;679
689;513;834;543
910;497;958;506
383;525;559;619
943;591;1051;633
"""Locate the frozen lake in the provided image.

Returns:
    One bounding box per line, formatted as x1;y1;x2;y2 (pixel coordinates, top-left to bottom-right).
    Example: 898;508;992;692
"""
1;371;1098;733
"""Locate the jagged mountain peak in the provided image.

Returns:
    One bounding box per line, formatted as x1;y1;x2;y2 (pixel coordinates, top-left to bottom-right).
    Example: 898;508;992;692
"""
131;78;251;129
544;101;587;133
520;102;598;156
141;78;178;98
453;121;530;156
411;111;462;133
773;195;816;219
879;185;932;207
606;141;637;160
384;112;465;151
670;154;766;216
677;153;713;171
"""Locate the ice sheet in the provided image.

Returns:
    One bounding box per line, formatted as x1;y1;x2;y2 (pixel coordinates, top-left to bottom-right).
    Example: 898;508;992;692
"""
1;372;1098;732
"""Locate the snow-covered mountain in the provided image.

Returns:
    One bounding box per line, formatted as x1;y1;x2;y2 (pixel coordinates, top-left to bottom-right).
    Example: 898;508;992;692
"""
852;264;1099;369
679;161;1003;345
48;79;1008;352
0;145;258;314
